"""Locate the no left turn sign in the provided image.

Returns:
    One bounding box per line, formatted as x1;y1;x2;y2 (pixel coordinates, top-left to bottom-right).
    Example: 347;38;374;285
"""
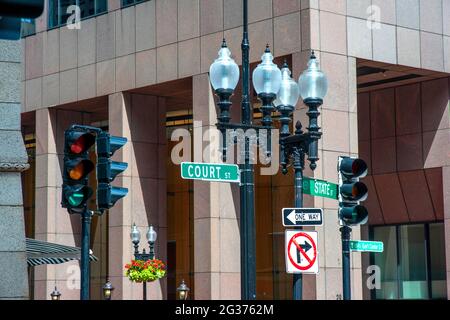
285;230;319;274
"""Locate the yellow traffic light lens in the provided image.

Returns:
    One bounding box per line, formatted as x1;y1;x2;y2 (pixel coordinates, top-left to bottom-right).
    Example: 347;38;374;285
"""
69;161;93;180
69;167;83;180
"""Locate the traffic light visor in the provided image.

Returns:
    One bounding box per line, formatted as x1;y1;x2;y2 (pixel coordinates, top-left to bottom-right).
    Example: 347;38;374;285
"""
110;136;128;156
97;184;128;210
69;133;95;154
339;158;368;178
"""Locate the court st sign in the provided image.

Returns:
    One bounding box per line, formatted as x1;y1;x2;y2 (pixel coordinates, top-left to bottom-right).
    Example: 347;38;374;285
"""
303;177;338;200
181;162;240;183
349;240;384;253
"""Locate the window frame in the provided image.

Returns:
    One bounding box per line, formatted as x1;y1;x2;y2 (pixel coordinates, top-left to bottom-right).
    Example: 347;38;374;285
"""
370;221;447;300
48;0;108;30
121;0;150;9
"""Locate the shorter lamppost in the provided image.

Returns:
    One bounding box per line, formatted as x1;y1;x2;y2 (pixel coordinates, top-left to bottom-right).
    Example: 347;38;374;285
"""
103;280;114;300
177;280;190;300
276;52;328;300
50;286;61;300
130;223;157;300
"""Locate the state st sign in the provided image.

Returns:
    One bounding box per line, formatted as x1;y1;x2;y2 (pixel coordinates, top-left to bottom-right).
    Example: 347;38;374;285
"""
303;177;338;199
181;162;240;183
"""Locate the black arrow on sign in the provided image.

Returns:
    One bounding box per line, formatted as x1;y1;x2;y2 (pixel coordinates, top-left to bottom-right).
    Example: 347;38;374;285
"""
296;241;312;264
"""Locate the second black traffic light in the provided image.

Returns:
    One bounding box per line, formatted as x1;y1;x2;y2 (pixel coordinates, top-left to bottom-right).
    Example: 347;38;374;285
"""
338;156;369;226
96;131;129;211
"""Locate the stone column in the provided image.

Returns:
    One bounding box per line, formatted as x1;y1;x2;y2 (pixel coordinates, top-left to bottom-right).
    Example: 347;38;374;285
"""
192;74;241;299
108;92;167;300
0;39;29;300
34;107;94;299
0;98;29;299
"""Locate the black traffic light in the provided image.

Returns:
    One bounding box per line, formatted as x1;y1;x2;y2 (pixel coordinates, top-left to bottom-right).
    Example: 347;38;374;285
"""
0;0;45;40
96;131;128;211
62;129;96;214
338;156;369;226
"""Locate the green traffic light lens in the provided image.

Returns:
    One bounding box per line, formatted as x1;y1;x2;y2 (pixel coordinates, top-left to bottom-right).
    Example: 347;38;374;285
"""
339;205;369;226
68;192;84;207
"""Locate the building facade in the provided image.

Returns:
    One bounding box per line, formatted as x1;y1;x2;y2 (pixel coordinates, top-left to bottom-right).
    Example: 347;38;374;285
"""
19;0;449;300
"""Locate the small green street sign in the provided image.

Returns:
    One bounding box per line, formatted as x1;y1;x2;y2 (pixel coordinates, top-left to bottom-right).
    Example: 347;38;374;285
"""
303;177;338;200
181;162;240;183
349;240;384;253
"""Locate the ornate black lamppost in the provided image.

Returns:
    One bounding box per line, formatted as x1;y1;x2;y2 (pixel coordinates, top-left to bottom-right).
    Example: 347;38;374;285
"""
209;0;282;300
276;52;328;300
130;223;157;300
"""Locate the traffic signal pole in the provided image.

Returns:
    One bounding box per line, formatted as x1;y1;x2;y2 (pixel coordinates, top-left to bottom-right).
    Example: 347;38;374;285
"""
340;225;352;300
337;156;369;301
80;209;92;300
62;125;128;300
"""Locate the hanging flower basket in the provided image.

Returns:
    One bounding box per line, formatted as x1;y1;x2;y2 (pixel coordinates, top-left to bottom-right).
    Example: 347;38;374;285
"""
125;259;167;283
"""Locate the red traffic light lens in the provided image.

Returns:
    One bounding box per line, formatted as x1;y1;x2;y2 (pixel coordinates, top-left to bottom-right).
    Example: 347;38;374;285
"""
351;159;368;177
339;157;368;178
70;134;95;154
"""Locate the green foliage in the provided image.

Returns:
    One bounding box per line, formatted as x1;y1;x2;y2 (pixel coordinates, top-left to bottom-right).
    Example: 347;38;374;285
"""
125;259;167;283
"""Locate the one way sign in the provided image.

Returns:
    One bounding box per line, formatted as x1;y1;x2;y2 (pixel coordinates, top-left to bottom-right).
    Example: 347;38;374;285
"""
282;208;323;227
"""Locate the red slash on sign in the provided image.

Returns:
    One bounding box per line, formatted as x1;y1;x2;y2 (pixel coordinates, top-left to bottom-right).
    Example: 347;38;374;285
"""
285;230;319;274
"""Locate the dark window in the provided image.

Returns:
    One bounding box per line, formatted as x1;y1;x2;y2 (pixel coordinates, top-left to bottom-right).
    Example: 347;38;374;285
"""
21;18;36;38
371;223;447;300
48;0;107;29
121;0;148;8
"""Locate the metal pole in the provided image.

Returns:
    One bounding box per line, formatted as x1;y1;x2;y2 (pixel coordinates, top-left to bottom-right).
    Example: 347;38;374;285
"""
341;225;352;300
143;282;147;300
240;0;256;300
80;209;92;300
149;241;155;260
293;150;303;300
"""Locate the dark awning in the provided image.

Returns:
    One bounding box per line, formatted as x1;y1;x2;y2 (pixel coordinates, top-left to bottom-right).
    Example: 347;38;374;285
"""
26;238;98;267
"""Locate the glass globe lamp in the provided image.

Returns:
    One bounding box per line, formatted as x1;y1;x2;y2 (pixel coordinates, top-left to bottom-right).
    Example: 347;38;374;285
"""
298;51;328;104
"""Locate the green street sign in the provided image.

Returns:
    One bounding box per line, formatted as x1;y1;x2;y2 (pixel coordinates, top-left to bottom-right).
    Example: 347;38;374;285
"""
303;177;338;200
349;240;384;253
181;162;240;183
